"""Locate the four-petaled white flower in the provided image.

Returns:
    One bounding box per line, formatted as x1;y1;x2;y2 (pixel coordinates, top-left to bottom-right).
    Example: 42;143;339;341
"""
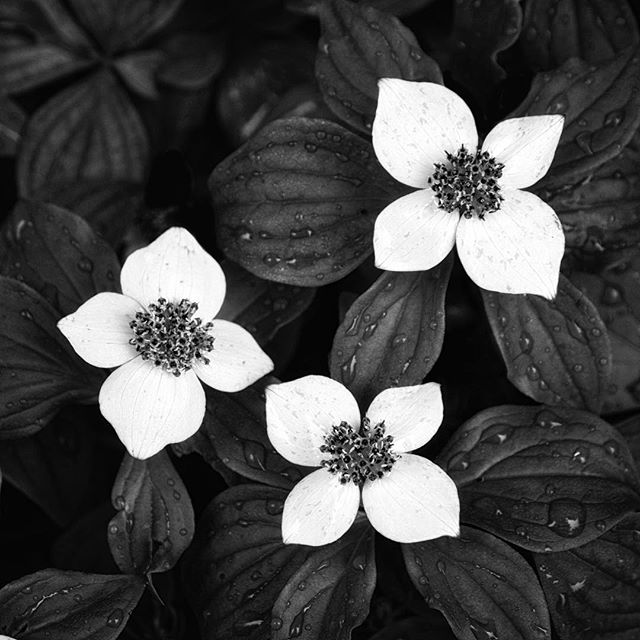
58;227;274;459
372;78;565;299
266;376;459;546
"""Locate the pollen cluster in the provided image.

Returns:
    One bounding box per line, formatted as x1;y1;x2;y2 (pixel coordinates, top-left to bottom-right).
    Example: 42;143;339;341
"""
320;418;398;485
129;298;214;376
428;146;504;220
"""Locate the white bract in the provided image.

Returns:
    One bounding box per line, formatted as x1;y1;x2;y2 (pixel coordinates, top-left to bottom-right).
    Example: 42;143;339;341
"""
372;78;565;299
266;376;459;546
58;227;273;459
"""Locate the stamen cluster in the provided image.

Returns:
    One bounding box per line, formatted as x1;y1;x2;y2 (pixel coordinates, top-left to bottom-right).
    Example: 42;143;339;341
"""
129;298;214;376
320;418;398;485
428;146;504;220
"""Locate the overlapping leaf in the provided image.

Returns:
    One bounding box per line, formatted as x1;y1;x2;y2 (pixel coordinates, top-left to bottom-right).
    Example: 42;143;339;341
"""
521;0;639;71
482;275;611;413
330;255;452;407
315;0;442;133
183;484;375;640
210;117;403;286
0;569;145;640
404;526;551;640
108;451;194;575
218;260;316;346
0;201;121;315
535;513;640;640
512;45;640;187
437;405;640;552
0;93;25;156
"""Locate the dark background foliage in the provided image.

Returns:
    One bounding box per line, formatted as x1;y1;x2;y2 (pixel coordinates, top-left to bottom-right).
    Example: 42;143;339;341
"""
1;0;640;639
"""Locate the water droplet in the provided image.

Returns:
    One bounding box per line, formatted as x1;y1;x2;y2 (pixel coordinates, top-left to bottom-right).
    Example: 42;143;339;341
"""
547;499;586;537
114;495;126;510
604;110;625;127
77;256;94;273
526;364;540;381
546;93;569;114
519;331;534;354
243;440;266;470
270;617;283;630
263;253;281;267
106;608;124;628
601;285;623;305
448;452;470;472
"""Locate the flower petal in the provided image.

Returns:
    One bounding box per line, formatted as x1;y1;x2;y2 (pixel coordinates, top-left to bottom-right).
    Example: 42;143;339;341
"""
372;78;478;188
191;320;273;393
57;292;141;368
362;454;459;543
266;375;361;467
282;468;360;545
456;189;564;299
482;115;564;189
99;358;206;459
373;188;458;271
120;227;226;320
365;382;443;453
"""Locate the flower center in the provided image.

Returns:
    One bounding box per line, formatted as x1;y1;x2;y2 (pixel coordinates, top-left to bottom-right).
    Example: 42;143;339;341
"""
428;146;504;220
320;418;398;485
129;298;214;376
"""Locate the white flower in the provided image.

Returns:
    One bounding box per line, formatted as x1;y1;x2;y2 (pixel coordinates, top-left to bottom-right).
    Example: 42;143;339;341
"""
58;227;274;459
372;78;565;299
265;376;459;546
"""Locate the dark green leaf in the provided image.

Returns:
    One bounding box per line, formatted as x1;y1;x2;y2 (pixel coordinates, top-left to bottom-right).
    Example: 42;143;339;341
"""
0;569;145;639
0;406;99;526
108;451;194;575
441;0;522;105
617;414;640;467
211;117;403;286
535;513;640;640
0;93;25;156
521;0;639;71
315;0;442;133
0;277;104;439
113;50;164;99
174;378;308;490
271;517;375;640
511;45;640;187
0;201;121;316
330;256;452;407
437;405;640;552
404;526;551;640
482;275;611;413
568;251;640;414
217;260;316;346
17;70;149;198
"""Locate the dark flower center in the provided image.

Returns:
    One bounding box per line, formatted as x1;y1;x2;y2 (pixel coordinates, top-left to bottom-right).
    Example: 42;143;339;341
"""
428;146;504;220
320;418;398;485
129;298;214;376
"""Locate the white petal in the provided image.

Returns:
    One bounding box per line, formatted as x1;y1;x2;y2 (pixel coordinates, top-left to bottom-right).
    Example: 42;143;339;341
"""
362;454;459;543
482;115;564;189
57;292;141;368
456;189;564;299
372;78;478;188
266;375;361;467
120;227;226;320
99;358;206;459
282;468;360;545
191;320;273;393
373;188;458;271
365;383;443;453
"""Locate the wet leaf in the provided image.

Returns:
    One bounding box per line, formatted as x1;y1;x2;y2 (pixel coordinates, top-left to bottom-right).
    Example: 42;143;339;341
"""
329;256;452;407
0;277;104;439
108;451;194;575
535;513;640;640
511;45;640;187
568;251;640;414
442;0;522;105
210;117;403;287
217;260;316;346
271;517;375;640
0;201;121;316
437;405;640;552
404;526;551;640
175;378;309;490
482;275;611;413
0;569;145;639
0;406;99;526
616;414;640;467
315;0;442;133
17;70;149;198
0;93;25;156
521;0;639;71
